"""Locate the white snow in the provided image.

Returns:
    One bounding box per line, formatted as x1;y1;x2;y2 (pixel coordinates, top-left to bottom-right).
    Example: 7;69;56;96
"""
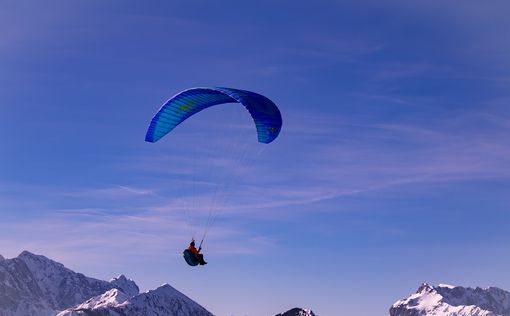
56;289;130;316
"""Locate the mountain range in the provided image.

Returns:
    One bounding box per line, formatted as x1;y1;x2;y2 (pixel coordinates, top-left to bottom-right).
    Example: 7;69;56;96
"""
0;251;315;316
0;251;212;316
9;251;506;316
390;283;510;316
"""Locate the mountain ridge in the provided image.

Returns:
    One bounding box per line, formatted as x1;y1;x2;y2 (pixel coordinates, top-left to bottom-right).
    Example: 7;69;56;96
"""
1;250;315;316
0;250;213;316
390;283;510;316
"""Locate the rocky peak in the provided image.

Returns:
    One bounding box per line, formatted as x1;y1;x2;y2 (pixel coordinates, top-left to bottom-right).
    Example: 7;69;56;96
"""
109;274;139;297
417;282;434;294
276;307;317;316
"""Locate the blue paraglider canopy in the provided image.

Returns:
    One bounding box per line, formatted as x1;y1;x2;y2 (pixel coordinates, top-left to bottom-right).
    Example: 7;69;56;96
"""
145;87;282;144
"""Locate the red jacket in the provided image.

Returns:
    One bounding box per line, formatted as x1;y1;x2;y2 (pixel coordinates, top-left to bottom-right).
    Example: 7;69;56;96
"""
188;245;200;255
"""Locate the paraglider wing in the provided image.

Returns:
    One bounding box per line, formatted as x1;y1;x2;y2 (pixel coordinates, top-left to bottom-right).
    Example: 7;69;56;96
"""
145;87;282;144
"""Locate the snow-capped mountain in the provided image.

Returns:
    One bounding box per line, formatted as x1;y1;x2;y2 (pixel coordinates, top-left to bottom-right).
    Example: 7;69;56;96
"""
276;307;317;316
390;283;510;316
0;251;116;316
0;251;213;316
109;274;139;297
58;284;214;316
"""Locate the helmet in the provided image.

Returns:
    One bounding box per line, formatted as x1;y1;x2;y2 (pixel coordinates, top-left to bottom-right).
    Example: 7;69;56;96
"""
190;241;195;247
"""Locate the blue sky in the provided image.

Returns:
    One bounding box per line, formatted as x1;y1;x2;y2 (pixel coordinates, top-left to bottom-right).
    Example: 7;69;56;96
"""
1;1;510;315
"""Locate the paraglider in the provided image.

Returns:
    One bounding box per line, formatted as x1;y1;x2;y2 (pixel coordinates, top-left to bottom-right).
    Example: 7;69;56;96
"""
183;239;207;266
145;87;282;267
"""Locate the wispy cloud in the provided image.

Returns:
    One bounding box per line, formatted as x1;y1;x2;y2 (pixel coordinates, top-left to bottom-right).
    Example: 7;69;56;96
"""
61;185;157;199
3;104;509;229
109;106;510;220
279;34;383;64
0;205;278;267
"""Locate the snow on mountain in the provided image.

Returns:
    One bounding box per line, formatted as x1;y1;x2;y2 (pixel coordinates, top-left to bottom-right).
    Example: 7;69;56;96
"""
0;251;213;316
390;283;510;316
276;307;317;316
58;284;214;316
56;288;130;315
116;283;213;316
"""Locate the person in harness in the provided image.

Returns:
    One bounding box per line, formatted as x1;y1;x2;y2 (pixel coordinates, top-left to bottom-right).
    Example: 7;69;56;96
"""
184;240;207;266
